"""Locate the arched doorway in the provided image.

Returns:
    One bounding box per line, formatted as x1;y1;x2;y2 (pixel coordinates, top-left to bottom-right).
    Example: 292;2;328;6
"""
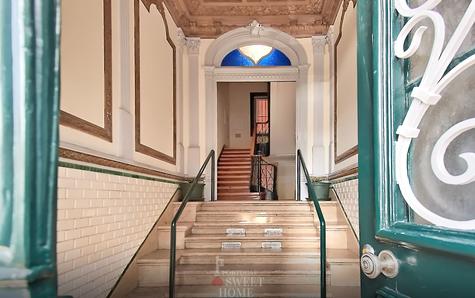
203;21;311;201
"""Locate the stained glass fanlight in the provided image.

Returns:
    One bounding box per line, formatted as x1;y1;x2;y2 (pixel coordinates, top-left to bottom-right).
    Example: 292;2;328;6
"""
221;45;291;67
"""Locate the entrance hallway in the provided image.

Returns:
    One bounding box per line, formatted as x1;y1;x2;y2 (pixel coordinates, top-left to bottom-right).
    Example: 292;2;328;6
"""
127;200;359;297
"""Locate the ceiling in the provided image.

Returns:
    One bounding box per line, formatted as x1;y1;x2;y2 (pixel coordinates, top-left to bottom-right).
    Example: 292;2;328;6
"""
164;0;344;38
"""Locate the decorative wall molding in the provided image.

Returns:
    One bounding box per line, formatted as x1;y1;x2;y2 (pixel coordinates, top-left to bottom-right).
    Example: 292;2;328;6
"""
162;0;342;38
394;0;475;230
59;148;186;181
134;0;177;165
60;0;113;142
185;37;201;55
333;0;358;164
328;164;358;181
312;35;328;176
312;36;327;55
213;67;300;82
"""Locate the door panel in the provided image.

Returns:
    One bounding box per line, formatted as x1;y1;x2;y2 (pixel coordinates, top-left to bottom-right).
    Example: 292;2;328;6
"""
358;0;475;297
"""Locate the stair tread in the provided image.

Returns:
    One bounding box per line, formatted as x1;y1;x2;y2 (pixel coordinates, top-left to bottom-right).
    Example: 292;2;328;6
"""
175;263;322;274
197;211;314;216
201;201;337;205
190;223;348;229
186;233;320;240
138;248;359;264
216;193;260;196
128;284;328;298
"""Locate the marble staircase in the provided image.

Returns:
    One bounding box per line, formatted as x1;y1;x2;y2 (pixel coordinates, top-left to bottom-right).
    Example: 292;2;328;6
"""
126;200;360;298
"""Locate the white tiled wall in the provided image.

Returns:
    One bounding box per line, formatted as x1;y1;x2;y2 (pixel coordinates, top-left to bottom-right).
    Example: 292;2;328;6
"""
56;166;177;298
332;178;359;237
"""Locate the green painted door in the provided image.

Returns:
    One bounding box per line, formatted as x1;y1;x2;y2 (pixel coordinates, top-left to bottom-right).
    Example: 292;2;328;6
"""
358;0;475;297
0;0;60;297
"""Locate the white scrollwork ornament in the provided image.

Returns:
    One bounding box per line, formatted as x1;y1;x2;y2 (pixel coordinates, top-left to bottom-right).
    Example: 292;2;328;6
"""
394;0;475;230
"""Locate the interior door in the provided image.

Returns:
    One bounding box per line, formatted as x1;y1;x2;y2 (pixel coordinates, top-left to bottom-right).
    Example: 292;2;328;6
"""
358;0;475;297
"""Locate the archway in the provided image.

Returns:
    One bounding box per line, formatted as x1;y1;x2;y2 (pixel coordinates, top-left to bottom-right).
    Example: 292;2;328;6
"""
203;21;310;201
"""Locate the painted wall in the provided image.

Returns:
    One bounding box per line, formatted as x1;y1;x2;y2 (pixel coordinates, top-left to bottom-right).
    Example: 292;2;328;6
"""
216;83;230;153
60;0;184;173
56;166;177;298
333;2;358;171
270;82;296;156
61;0;105;127
137;2;175;157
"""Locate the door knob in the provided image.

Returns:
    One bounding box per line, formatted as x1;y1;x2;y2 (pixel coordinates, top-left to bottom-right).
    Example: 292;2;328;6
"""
360;245;399;279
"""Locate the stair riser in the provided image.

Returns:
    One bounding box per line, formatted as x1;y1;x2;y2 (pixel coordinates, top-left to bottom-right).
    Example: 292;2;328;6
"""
179;256;319;265
219;158;251;162
174;274;321;286
218;189;251;193
218;162;251;166
219;155;251;159
198;206;341;223
199;205;312;212
218;172;251;176
191;227;317;235
195;216;315;223
218;166;251;170
185;241;319;249
218;182;250;186
218;177;250;182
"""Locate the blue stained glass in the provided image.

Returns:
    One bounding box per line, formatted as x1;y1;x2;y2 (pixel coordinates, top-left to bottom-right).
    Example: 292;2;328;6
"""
258;49;291;66
221;49;255;66
221;48;291;67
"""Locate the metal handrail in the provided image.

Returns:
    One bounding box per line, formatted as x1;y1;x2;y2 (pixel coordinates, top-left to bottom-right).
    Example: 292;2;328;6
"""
296;149;326;298
169;150;215;297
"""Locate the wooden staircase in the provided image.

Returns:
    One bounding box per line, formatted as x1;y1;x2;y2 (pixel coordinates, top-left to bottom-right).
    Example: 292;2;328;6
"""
127;201;360;298
218;148;260;201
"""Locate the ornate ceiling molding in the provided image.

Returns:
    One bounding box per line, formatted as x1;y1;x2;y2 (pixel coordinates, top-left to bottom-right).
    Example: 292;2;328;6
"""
163;0;343;38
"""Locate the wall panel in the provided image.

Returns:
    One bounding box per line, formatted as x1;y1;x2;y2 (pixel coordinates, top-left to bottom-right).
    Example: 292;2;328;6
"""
60;0;112;141
134;0;176;164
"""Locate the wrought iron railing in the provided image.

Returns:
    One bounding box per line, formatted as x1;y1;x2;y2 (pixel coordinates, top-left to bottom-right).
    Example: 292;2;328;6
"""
251;155;277;200
296;149;327;298
169;150;215;297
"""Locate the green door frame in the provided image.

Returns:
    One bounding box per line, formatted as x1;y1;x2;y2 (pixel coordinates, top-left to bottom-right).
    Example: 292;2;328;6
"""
0;0;60;297
358;0;475;297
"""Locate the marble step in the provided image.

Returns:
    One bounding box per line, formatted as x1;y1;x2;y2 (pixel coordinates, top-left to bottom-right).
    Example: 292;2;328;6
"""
198;201;342;223
191;223;317;235
184;234;320;249
128;284;327;298
139;263;324;287
199;202;314;212
195;211;315;223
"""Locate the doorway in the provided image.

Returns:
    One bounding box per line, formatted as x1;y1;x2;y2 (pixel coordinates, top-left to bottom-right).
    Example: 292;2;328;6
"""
216;82;296;200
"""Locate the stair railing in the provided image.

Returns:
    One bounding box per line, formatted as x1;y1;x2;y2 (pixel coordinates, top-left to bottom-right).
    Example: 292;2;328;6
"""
169;150;215;298
251;154;278;199
296;149;326;298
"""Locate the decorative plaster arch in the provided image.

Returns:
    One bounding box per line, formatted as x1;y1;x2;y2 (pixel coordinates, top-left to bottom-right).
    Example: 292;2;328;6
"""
201;21;311;201
205;21;308;67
